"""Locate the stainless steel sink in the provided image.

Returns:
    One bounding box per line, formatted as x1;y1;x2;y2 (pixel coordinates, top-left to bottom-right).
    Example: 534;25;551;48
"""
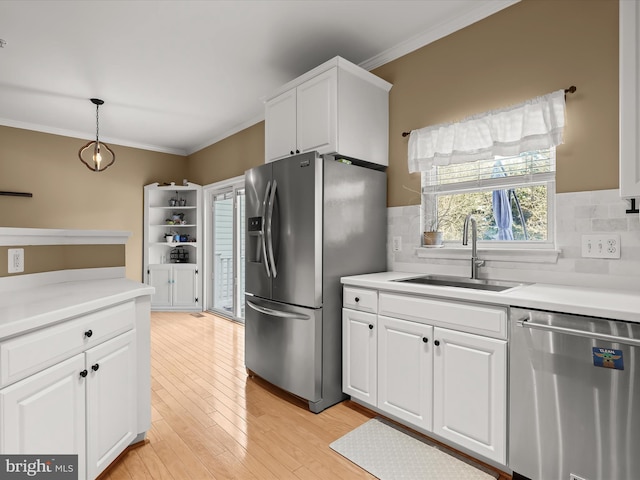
393;274;527;292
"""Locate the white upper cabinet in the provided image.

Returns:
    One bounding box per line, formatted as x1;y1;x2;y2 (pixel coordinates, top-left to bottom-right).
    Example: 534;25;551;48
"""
620;0;640;198
265;56;392;166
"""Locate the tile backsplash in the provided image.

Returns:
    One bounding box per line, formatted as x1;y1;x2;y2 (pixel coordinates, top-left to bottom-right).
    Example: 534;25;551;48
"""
388;189;640;290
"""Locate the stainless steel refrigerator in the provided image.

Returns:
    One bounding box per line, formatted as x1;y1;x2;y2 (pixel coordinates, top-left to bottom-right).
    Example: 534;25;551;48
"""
244;151;386;413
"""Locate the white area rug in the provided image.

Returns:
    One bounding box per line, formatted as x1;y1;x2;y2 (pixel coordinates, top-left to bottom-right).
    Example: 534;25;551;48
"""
330;418;497;480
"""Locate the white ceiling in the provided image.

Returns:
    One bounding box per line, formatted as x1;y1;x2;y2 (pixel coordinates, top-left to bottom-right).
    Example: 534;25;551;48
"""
0;0;517;156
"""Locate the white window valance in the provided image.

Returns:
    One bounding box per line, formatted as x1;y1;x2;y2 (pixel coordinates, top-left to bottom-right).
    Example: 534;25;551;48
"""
408;90;566;173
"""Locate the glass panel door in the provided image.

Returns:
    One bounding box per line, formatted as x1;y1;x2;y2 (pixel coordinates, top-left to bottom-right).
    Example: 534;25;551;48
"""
210;185;246;322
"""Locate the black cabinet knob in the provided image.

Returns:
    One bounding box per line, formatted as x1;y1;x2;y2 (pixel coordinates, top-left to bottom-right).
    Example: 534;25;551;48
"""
354;297;360;303
296;149;300;153
91;363;100;372
369;324;374;330
290;150;294;155
84;330;93;338
422;337;429;343
79;370;88;378
434;340;440;346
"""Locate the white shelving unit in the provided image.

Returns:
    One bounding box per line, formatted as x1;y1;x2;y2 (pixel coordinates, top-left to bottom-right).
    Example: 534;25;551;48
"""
143;183;202;311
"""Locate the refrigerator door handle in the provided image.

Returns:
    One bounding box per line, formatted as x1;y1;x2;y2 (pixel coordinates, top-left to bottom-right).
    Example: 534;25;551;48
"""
266;179;278;278
247;300;310;320
260;181;272;278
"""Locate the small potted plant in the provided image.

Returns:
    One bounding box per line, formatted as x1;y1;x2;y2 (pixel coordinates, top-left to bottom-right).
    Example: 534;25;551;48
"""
422;198;453;247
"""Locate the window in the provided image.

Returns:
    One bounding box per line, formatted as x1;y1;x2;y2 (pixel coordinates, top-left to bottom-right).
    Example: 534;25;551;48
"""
421;148;555;246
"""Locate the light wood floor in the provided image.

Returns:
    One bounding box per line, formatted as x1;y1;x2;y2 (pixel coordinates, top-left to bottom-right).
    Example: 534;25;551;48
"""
102;311;510;480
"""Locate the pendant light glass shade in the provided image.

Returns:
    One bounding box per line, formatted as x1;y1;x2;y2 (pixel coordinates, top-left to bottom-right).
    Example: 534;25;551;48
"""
78;98;116;172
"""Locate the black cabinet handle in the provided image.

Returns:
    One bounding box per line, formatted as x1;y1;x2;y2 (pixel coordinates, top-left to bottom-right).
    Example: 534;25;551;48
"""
290;150;294;155
354;297;360;303
91;363;100;372
434;340;440;346
84;330;93;338
369;324;374;330
296;149;300;153
422;337;429;343
79;370;88;378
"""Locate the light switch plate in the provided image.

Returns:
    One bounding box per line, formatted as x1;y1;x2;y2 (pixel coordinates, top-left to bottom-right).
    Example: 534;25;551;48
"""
8;248;24;273
581;234;620;259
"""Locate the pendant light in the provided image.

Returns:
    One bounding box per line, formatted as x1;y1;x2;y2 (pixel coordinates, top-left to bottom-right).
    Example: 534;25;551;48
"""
78;98;116;172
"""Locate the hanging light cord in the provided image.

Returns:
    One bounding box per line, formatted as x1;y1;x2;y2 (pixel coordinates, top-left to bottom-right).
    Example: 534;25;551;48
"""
95;102;100;144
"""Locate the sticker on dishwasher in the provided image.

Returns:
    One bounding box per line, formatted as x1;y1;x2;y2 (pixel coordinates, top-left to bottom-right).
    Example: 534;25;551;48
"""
592;347;624;370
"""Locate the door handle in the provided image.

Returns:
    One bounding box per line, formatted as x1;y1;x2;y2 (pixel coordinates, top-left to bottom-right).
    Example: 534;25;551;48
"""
266;179;277;278
260;181;272;278
518;319;640;347
247;300;309;320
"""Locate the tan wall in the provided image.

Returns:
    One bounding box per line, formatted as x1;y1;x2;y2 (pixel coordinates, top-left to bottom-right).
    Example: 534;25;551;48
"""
186;0;619;208
0;245;125;277
374;0;618;206
187;122;265;185
0;126;186;280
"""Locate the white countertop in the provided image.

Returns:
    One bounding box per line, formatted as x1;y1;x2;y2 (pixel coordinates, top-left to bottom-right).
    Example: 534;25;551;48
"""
0;278;154;339
341;272;640;323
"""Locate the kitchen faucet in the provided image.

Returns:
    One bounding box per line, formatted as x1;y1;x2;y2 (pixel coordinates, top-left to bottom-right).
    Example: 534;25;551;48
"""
462;214;485;279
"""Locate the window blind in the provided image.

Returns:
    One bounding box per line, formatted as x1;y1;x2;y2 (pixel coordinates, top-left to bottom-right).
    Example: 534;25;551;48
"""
421;149;555;194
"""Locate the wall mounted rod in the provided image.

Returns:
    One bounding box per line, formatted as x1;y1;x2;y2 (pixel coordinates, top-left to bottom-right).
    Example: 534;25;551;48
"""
0;191;33;197
401;85;577;137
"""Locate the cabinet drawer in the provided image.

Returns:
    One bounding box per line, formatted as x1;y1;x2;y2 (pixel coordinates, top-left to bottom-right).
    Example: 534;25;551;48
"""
378;292;506;339
343;287;377;313
0;301;135;388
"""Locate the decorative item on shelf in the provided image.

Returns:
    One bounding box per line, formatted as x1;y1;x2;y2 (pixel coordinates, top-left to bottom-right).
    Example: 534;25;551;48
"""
169;197;177;207
423;231;444;247
170;247;189;263
164;233;173;243
165;218;174;225
179;198;187;206
78;98;116;172
422;195;454;247
172;212;185;223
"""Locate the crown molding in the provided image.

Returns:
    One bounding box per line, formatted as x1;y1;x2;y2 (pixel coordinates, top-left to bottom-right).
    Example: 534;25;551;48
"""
0;117;188;156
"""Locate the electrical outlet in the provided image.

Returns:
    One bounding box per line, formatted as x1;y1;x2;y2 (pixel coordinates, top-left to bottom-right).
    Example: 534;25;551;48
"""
8;248;24;273
581;234;621;259
392;236;402;252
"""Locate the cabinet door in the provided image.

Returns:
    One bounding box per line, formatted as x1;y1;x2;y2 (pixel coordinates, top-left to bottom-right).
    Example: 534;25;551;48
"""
85;331;137;480
342;309;377;405
377;315;433;430
620;0;640;198
172;265;198;307
265;88;297;162
296;68;337;155
433;327;506;464
0;354;86;480
149;264;172;308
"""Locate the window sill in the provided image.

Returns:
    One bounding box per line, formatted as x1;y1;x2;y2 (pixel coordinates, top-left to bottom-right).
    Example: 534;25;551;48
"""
414;246;561;264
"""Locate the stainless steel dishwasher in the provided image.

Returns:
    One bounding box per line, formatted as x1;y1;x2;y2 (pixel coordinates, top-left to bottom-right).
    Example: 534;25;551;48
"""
509;307;640;480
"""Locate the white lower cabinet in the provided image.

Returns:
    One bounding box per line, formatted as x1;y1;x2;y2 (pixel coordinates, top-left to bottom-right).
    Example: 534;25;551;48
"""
342;287;507;465
149;264;198;309
0;309;139;480
86;331;137;480
378;315;432;431
0;354;87;478
342;308;377;405
433;327;506;463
